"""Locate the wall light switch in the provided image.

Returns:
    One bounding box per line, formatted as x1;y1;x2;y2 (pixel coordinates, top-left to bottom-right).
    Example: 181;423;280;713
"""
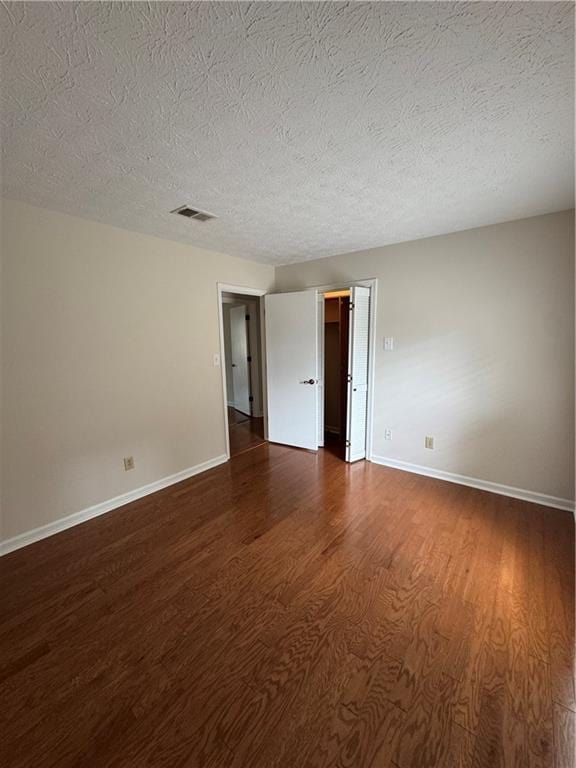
384;429;392;440
425;436;434;450
384;337;394;350
213;353;220;367
123;456;135;471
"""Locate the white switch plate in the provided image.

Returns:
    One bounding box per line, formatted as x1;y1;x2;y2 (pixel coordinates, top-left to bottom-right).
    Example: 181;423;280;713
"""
384;428;392;440
384;337;394;350
425;436;434;449
213;353;220;367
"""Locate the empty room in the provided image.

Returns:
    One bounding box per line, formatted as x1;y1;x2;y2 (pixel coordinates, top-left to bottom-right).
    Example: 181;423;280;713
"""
0;2;574;767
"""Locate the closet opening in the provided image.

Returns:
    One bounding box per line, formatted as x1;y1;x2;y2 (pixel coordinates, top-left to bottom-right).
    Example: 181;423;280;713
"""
262;280;374;461
323;290;351;459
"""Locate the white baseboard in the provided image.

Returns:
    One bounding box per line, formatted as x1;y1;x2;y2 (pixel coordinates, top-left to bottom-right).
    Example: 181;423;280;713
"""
3;451;571;557
0;454;228;557
369;455;575;513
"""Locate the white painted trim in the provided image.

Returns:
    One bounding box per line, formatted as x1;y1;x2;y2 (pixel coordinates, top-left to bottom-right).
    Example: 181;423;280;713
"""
0;454;228;556
258;297;269;441
218;283;268;298
370;454;575;512
217;282;268;459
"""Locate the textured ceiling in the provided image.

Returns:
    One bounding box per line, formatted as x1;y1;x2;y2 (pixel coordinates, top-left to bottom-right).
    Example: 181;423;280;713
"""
0;1;573;265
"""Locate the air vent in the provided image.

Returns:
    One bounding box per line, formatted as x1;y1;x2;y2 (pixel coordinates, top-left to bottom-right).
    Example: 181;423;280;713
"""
171;205;216;222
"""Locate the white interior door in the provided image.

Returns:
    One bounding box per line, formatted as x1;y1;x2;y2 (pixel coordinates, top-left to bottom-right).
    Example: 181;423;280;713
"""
265;290;318;450
230;304;251;415
346;286;371;462
316;293;325;448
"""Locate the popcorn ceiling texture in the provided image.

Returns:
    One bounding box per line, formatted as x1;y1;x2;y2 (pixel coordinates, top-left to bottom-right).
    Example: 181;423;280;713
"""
0;1;573;265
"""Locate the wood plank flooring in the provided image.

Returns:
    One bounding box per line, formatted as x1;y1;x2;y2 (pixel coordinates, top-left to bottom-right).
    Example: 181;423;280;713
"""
0;443;574;768
228;407;266;457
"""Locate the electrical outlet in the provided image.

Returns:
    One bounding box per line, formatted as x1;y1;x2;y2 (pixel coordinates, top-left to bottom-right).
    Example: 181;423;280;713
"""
123;456;135;471
425;436;434;450
384;337;394;351
384;428;392;440
213;353;220;367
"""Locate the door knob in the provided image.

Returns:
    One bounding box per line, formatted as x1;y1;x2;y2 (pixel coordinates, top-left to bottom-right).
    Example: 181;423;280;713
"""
231;363;236;367
299;379;316;385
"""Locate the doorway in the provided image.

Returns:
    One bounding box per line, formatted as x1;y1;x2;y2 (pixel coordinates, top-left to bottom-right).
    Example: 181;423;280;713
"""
264;282;375;462
323;290;350;459
220;291;266;457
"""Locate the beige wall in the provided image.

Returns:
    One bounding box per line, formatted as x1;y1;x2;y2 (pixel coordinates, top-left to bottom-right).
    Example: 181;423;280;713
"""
276;210;575;502
1;202;573;544
1;199;274;540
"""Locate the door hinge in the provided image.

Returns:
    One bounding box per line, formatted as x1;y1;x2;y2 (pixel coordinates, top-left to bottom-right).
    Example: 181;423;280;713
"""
348;302;355;310
345;440;351;447
247;355;252;363
347;374;352;383
249;395;254;402
246;314;250;321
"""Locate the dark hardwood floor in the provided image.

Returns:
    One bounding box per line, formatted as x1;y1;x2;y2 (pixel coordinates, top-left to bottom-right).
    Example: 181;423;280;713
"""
228;407;265;456
0;443;574;767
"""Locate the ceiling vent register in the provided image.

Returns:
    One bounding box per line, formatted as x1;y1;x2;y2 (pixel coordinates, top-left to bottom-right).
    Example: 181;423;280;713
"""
171;206;216;222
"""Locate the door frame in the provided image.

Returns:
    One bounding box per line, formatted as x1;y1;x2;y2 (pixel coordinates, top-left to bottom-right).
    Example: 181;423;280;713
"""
217;283;268;460
284;278;378;461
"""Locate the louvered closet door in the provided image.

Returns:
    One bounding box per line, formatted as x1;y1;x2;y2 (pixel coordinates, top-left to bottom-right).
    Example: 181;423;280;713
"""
345;286;370;462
